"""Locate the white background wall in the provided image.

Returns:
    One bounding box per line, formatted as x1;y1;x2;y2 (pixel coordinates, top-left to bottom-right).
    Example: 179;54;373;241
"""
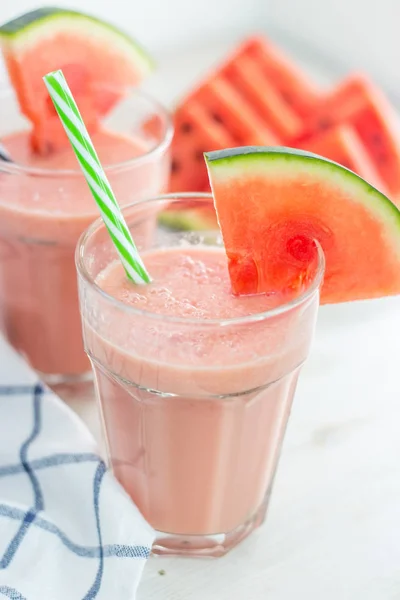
0;0;399;98
264;0;400;99
0;0;260;51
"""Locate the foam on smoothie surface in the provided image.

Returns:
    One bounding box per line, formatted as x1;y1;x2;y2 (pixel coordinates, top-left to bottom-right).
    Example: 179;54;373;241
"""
96;246;289;319
90;246;312;390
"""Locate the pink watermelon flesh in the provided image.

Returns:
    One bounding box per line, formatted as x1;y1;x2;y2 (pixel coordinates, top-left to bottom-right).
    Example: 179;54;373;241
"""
0;8;154;153
205;146;400;304
294;74;400;202
170;35;320;193
299;124;388;195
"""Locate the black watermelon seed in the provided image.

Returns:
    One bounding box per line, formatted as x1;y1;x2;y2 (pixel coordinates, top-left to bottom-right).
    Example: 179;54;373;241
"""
317;117;332;131
181;122;192;134
212;113;223;124
171;159;180;173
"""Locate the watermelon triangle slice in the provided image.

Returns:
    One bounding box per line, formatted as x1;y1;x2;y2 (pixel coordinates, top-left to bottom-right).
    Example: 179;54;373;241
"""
205;146;400;304
300;124;388;195
0;7;154;153
294;74;400;202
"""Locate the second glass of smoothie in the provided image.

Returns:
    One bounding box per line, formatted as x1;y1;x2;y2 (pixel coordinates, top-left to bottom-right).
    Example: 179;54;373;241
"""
76;194;324;557
0;85;172;387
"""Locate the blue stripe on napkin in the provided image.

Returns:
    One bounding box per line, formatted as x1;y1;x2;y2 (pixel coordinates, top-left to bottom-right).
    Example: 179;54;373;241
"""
0;384;152;599
0;585;27;599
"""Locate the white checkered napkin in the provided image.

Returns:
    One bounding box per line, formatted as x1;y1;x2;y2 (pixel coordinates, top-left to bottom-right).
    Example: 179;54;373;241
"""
0;337;154;600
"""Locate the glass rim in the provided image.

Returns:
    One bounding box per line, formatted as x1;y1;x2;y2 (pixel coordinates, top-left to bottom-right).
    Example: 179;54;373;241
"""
76;192;325;326
0;84;174;177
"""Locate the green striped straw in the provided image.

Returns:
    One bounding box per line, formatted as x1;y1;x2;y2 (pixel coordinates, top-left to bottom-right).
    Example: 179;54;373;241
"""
43;69;151;285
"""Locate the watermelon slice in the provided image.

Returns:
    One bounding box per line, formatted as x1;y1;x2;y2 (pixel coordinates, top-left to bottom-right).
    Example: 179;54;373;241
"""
171;101;237;192
0;7;154;153
223;54;303;140
195;76;280;146
159;207;218;232
242;37;321;119
170;35;320;193
205;146;400;304
295;75;400;200
300;125;388;195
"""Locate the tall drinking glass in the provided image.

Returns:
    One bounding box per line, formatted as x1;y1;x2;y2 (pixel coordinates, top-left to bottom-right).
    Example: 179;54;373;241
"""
0;85;172;388
76;194;324;557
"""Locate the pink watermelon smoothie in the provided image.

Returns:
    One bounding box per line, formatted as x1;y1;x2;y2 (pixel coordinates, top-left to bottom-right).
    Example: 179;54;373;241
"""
0;127;169;377
83;245;320;538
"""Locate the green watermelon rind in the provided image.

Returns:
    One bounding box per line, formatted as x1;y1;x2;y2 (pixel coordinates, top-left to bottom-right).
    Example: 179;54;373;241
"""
0;7;155;73
204;146;400;245
158;211;213;232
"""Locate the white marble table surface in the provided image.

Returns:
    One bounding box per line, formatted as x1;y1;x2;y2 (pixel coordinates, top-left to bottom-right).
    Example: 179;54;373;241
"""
2;38;400;600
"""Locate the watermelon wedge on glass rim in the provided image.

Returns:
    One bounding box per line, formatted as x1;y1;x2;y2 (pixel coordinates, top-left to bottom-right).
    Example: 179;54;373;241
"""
0;7;154;153
205;146;400;304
